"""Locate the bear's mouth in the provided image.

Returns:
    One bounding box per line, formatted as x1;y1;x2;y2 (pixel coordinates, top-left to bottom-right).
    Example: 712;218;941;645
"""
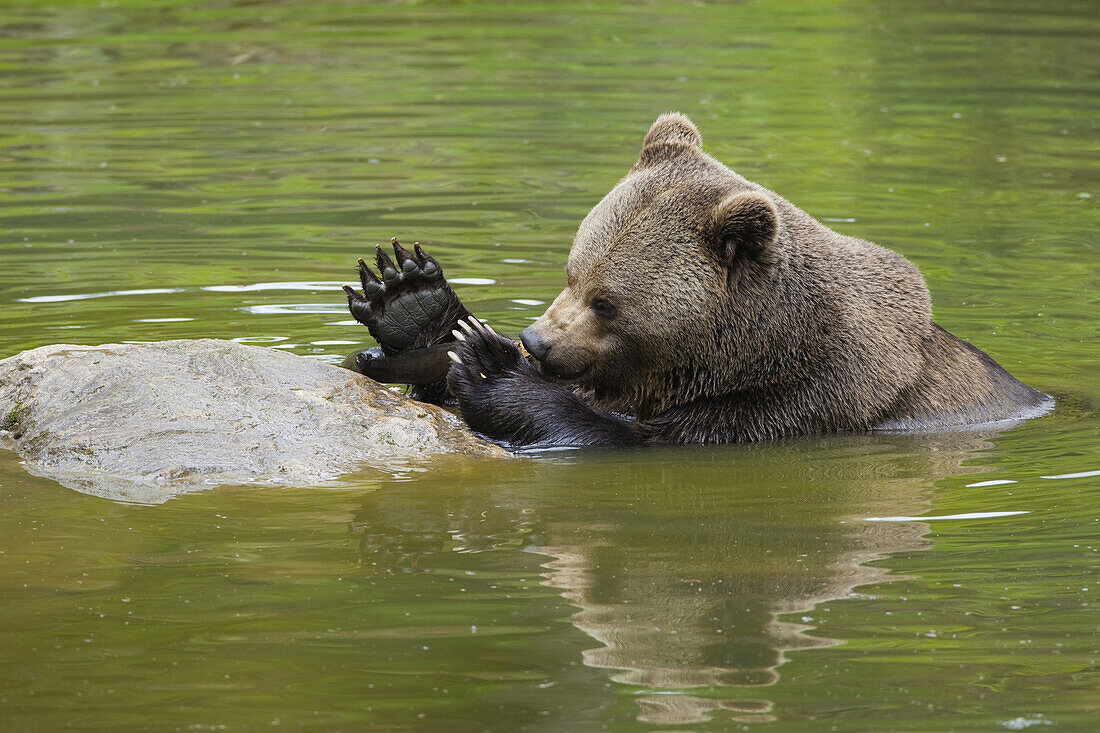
535;360;590;383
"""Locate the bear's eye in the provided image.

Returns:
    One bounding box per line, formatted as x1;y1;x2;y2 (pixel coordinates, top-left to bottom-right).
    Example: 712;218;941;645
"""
590;298;617;319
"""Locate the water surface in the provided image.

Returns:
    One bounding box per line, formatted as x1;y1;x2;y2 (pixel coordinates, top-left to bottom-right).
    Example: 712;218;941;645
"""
0;1;1097;730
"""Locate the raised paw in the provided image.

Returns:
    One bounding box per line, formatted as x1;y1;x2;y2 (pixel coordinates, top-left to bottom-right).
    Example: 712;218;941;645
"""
343;238;469;355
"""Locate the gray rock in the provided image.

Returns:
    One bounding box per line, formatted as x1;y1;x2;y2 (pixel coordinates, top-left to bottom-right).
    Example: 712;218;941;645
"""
0;339;505;503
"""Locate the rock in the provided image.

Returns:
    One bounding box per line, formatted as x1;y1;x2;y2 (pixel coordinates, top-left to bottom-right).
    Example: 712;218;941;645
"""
0;339;505;503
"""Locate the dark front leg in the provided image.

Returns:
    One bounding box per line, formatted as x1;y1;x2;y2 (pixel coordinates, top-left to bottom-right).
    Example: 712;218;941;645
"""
343;344;455;385
343;239;472;403
446;317;645;447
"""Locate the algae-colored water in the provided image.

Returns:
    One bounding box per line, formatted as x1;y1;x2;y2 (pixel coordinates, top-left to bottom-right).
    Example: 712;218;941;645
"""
0;1;1096;730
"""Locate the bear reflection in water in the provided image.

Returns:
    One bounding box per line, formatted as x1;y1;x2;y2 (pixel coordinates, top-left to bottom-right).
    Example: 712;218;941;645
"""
350;431;999;725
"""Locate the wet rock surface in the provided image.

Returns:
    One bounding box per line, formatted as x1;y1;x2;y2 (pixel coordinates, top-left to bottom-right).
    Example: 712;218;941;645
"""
0;339;504;503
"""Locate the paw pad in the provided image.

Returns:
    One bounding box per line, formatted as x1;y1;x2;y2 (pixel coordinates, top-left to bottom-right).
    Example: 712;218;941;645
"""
344;238;463;353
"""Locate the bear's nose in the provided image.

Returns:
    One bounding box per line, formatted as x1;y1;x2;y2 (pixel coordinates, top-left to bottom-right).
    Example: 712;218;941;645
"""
519;326;550;361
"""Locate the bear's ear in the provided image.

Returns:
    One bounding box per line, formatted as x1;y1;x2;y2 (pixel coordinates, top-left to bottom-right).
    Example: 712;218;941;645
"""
642;113;702;151
712;191;779;268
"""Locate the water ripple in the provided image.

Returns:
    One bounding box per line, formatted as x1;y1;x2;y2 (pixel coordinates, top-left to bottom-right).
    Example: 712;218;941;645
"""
202;281;345;293
19;288;184;303
1040;470;1100;480
863;511;1029;522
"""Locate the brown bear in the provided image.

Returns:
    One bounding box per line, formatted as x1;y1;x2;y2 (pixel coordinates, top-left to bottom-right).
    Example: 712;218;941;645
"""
344;113;1050;446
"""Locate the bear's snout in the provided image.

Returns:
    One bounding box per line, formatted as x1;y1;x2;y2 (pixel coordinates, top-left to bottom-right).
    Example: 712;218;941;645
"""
522;322;594;381
519;326;550;361
524;288;601;381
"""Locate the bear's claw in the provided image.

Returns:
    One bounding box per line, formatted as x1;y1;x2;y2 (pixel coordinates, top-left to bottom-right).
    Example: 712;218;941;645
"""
445;315;550;443
449;317;522;379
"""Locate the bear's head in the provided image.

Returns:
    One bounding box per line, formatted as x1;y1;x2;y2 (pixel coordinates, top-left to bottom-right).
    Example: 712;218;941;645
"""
520;113;782;415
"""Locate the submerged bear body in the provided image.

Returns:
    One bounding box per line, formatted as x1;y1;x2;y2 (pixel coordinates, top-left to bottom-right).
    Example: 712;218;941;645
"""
345;114;1050;446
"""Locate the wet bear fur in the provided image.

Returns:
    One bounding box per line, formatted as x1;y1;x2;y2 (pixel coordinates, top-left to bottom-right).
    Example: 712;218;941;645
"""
441;113;1050;445
423;114;1050;445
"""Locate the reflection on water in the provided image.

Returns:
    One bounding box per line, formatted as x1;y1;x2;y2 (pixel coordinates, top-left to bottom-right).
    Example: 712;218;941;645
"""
1040;470;1100;480
447;277;497;286
0;0;1096;728
14;279;502;328
230;335;287;343
243;302;345;315
18;287;184;303
349;431;1003;725
864;510;1028;522
1;415;1096;729
202;281;346;292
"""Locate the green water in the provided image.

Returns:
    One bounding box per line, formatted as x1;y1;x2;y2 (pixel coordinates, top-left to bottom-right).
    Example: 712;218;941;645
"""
0;0;1097;730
